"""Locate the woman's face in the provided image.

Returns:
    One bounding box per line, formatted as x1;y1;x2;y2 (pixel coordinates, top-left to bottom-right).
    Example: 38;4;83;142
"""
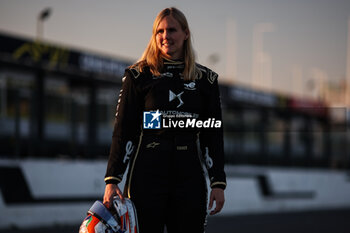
156;15;189;60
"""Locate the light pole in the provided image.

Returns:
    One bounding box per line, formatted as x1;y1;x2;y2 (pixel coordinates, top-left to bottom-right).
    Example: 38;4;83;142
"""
252;23;274;90
36;7;52;41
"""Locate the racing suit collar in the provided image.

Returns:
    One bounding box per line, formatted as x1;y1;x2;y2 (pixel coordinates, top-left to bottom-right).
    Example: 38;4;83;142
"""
163;57;184;65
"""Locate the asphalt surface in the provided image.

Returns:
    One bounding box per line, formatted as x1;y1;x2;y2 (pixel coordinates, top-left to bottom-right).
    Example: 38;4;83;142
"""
206;208;350;233
1;208;350;233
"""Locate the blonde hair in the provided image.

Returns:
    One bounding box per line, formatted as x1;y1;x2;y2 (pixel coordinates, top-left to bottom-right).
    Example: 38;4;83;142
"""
135;7;197;81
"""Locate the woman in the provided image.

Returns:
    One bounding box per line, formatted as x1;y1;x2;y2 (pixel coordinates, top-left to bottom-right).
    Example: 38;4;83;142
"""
103;7;226;233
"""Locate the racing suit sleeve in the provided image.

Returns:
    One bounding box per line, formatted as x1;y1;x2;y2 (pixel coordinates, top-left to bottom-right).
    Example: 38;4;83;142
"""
199;70;227;190
104;69;143;185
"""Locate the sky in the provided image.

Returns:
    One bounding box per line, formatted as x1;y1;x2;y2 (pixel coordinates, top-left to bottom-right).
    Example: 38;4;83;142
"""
0;0;350;98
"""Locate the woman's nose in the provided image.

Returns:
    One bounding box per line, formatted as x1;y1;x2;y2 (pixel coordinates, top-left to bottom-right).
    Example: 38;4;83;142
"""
163;30;169;39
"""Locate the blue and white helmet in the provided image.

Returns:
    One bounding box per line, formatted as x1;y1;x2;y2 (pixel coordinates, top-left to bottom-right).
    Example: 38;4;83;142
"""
79;196;139;233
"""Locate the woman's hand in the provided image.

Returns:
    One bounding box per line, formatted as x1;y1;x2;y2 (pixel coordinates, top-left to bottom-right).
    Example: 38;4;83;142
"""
103;184;124;208
208;188;225;215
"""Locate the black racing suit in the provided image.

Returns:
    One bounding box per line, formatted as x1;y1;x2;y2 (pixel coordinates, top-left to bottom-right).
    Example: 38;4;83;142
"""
105;58;226;233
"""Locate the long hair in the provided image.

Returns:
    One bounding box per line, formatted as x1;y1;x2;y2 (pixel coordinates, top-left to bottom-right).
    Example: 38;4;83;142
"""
135;7;197;81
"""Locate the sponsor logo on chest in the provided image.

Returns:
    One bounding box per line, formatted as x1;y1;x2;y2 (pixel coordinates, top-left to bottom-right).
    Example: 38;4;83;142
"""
184;81;196;90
